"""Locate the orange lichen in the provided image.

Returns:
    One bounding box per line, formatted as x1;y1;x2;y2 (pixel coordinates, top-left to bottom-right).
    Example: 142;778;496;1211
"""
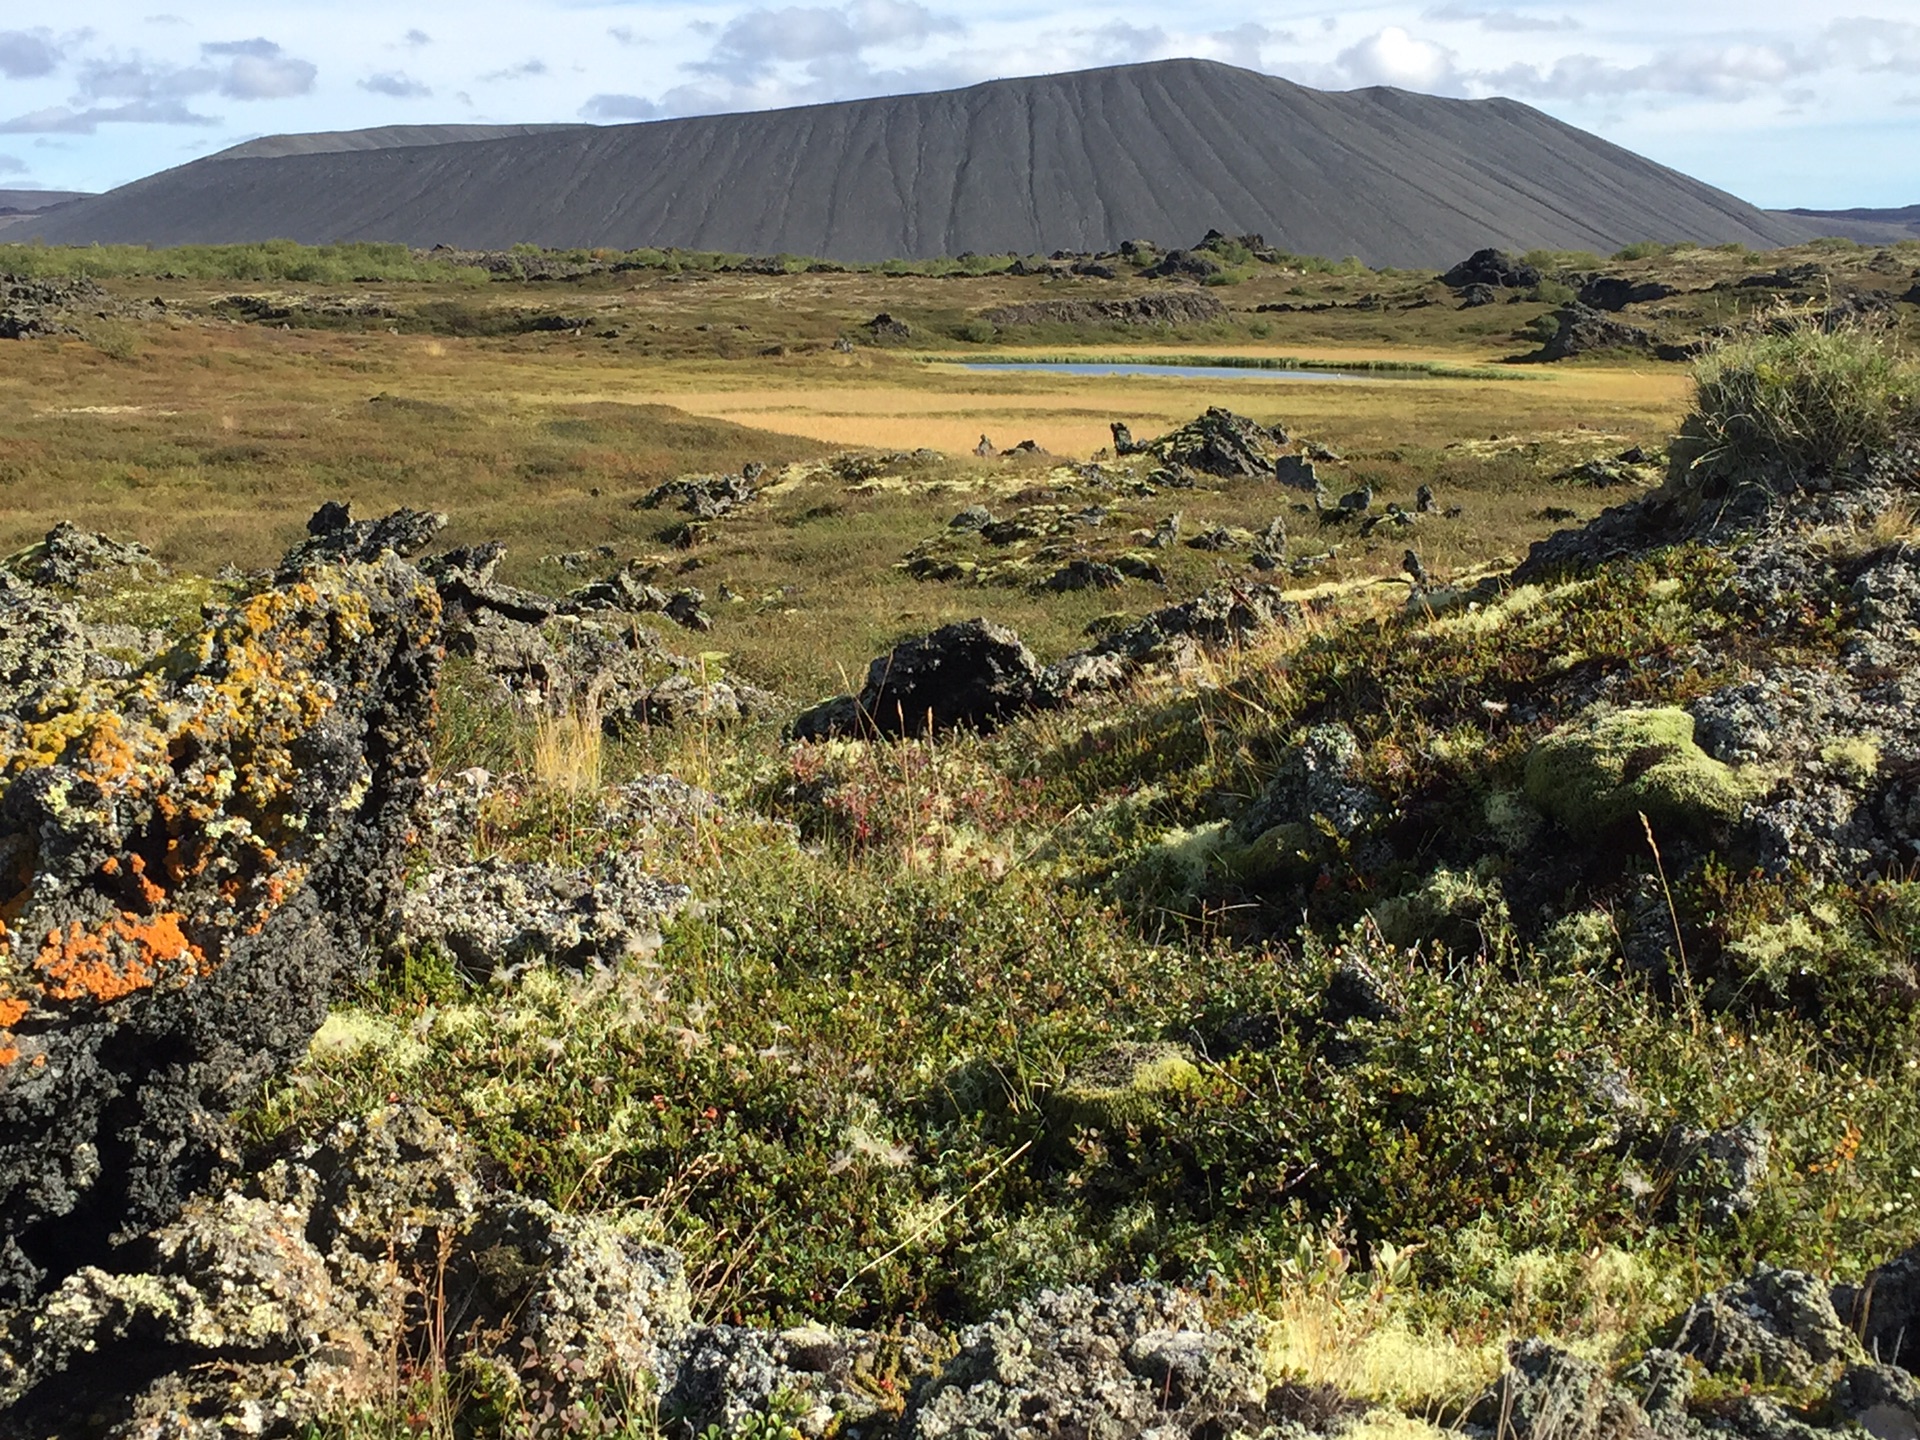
100;854;168;910
33;913;207;1006
0;999;27;1028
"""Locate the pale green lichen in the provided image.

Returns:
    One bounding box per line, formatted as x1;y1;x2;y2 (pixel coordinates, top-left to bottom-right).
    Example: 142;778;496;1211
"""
1820;736;1881;786
1523;707;1768;835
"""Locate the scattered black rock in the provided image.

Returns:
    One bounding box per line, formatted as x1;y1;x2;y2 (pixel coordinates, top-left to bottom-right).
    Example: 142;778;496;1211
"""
4;521;162;589
0;273;108;339
1142;249;1223;281
1275;454;1319;490
1042;558;1126;591
278;503;448;575
790;618;1043;740
1141;408;1288;478
1443;248;1542;291
949;504;994;531
1528;303;1656;362
1578;276;1679;311
864;312;911;341
983;293;1226;327
642;471;762;519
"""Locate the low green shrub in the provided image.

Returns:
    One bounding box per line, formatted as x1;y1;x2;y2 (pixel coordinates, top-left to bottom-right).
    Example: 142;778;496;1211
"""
1675;323;1918;486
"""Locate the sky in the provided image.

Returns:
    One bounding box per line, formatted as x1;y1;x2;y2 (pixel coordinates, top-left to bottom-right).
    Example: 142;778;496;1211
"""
0;1;1915;210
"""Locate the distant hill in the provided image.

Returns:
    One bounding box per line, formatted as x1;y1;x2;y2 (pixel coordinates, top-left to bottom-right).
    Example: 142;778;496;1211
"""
1775;205;1920;245
14;59;1821;265
0;190;89;223
0;192;89;234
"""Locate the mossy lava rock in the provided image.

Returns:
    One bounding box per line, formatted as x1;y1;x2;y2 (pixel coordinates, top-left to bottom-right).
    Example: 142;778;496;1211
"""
1524;707;1767;838
1049;1041;1203;1137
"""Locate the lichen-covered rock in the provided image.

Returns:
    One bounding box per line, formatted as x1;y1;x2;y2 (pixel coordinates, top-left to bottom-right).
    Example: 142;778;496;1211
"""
1524;707;1767;836
400;851;691;977
1139;408;1288;479
665;1323;943;1439
1240;724;1379;842
5;521;163;590
0;556;442;1306
1834;1246;1920;1373
905;1283;1281;1440
0;584;92;719
276;501;448;576
1830;1364;1920;1440
1037;585;1296;706
1669;1265;1862;1387
1655;1117;1770;1225
455;607;760;732
0;1105;690;1437
1467;1340;1656;1440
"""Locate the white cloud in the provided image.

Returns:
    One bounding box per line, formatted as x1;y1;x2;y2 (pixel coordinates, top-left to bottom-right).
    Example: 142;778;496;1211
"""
361;70;432;98
693;1;961;80
69;39;315;107
219;51;318;99
404;29;432;46
1209;24;1293;69
1335;26;1463;91
0;153;25;174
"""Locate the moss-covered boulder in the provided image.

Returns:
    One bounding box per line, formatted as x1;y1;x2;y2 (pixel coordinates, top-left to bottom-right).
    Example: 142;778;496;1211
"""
1523;707;1767;836
1049;1042;1202;1136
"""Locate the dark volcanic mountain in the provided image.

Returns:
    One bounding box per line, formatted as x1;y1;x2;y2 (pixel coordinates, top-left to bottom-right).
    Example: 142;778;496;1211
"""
15;59;1820;265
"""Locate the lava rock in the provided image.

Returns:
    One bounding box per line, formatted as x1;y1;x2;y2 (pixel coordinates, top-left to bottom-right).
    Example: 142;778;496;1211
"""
1443;248;1542;291
905;1283;1279;1440
1529;303;1655;362
0;553;443;1306
1467;1339;1658;1440
1578;276;1679;311
277;502;449;575
1669;1265;1862;1386
6;521;162;590
399;851;691;978
790;619;1043;740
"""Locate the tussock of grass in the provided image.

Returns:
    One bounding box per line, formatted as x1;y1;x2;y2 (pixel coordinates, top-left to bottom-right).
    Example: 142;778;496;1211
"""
1678;323;1918;486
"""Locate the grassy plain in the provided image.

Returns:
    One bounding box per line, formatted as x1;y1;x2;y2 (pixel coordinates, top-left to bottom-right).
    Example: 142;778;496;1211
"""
0;256;1704;693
